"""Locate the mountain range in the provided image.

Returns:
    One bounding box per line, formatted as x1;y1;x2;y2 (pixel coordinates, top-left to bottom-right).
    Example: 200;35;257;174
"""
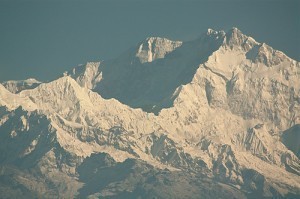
0;27;299;199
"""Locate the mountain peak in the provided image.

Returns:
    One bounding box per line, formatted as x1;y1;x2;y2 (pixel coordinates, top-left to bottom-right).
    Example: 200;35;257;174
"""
19;76;96;119
45;76;80;90
226;27;247;44
230;27;241;33
145;36;165;42
226;27;244;37
224;27;259;51
23;76;83;99
64;62;102;90
248;42;290;66
136;37;182;63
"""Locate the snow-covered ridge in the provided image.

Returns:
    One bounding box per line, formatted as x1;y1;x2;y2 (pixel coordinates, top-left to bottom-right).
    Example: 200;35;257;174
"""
0;83;36;111
1;78;41;93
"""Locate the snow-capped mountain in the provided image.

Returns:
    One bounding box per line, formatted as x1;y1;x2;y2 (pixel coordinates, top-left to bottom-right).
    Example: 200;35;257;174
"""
0;27;299;198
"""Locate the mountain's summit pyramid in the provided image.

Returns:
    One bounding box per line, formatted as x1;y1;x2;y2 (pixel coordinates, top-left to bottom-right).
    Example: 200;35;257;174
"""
64;62;102;90
135;37;182;63
225;27;255;48
0;27;300;198
20;76;91;109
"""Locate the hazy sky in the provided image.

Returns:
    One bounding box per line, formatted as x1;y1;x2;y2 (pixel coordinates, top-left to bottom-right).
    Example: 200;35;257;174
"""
0;0;299;81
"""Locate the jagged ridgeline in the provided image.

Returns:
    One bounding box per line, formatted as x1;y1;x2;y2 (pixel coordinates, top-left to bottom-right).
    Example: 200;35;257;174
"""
0;28;299;198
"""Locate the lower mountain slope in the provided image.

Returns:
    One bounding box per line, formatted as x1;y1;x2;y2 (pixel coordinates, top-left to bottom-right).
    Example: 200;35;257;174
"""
0;74;299;198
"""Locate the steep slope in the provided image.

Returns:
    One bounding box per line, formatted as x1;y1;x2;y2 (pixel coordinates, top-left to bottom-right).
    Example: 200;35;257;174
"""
135;37;182;63
0;107;83;198
197;28;300;130
65;31;225;113
281;124;300;158
66;28;299;122
64;62;102;90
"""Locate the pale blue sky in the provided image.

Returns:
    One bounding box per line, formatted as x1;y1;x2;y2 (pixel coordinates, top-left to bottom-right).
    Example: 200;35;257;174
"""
0;0;299;81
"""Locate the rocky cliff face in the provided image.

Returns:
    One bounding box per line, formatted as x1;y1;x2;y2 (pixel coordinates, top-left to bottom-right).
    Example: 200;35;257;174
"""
135;37;182;63
0;28;299;198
